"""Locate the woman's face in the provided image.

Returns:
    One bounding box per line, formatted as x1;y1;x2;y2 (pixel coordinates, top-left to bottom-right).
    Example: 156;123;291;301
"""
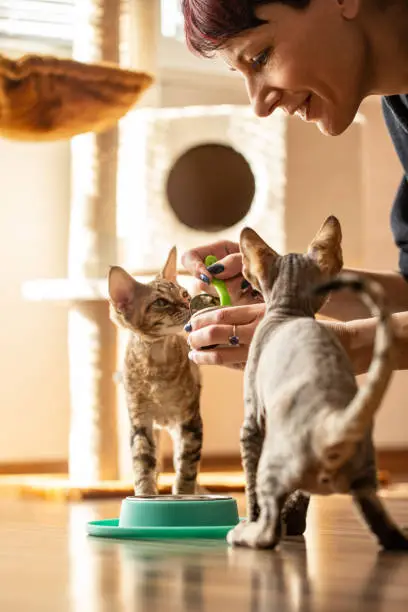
219;0;369;136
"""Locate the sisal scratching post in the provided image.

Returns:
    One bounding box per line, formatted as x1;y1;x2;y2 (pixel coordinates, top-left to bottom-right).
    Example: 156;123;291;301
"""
67;0;121;483
116;0;161;481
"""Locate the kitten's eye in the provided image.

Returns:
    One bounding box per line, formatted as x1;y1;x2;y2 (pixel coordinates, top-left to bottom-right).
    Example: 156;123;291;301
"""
153;298;169;308
182;291;190;300
251;48;271;70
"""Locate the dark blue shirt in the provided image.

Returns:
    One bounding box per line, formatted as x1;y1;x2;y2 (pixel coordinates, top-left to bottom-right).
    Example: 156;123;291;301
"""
382;94;408;277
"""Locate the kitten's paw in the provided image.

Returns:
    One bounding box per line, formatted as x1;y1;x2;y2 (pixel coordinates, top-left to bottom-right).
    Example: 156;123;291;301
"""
134;483;158;496
227;520;278;550
172;482;196;496
381;529;408;552
195;484;210;495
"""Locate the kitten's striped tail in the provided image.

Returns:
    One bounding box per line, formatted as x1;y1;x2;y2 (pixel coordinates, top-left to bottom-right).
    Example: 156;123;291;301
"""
314;272;394;443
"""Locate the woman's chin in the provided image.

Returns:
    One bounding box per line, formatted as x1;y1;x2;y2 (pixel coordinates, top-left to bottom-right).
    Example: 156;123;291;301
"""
315;105;358;137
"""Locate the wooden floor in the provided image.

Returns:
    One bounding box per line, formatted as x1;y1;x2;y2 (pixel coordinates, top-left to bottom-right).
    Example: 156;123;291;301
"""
1;493;408;612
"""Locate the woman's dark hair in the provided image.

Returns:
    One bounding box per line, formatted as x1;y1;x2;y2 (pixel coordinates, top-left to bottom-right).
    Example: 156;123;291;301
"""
181;0;311;57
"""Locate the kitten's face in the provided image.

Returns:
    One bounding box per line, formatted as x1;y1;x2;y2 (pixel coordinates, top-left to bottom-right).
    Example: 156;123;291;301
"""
240;216;343;314
108;247;191;337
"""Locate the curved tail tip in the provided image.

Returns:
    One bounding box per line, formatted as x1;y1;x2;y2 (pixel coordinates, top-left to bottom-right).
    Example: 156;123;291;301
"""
313;276;365;297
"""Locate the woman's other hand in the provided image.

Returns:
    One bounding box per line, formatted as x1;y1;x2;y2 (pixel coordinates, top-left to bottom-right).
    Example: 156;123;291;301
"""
186;303;265;368
181;240;262;305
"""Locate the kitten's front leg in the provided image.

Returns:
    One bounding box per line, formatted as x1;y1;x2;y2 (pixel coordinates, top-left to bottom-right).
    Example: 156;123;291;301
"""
171;409;203;495
241;413;264;521
130;421;158;496
227;494;286;550
352;487;408;551
228;450;293;549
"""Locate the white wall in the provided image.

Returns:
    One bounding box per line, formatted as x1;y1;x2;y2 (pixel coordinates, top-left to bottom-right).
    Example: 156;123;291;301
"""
0;139;71;461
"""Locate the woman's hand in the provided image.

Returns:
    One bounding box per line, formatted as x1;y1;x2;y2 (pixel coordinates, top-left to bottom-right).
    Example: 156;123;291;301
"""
186;308;367;373
186;303;265;368
181;240;262;305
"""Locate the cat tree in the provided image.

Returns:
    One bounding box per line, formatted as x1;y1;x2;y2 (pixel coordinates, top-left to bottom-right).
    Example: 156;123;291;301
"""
10;0;161;498
12;0;245;499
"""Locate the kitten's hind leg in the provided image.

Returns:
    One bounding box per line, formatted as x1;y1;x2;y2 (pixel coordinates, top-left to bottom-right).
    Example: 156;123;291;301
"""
171;409;203;495
130;421;158;496
281;490;310;537
240;414;264;522
154;427;162;486
352;487;408;551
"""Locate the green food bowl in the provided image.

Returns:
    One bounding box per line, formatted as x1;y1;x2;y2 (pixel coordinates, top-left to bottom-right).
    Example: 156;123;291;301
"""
87;495;241;541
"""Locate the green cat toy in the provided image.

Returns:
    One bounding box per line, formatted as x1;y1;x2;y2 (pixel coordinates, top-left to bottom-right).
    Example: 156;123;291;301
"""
189;254;232;315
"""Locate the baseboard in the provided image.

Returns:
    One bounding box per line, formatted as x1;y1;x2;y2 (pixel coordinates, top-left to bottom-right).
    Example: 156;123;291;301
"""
162;455;242;473
0;460;68;475
376;449;408;477
1;449;407;478
155;450;408;482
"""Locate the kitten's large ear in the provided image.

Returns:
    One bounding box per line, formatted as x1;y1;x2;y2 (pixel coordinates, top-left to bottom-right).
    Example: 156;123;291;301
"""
108;266;149;315
160;246;177;283
239;228;280;292
307;216;343;276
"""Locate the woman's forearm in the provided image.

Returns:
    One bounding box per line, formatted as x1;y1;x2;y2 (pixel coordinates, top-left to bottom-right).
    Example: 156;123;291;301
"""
347;311;408;375
320;268;408;321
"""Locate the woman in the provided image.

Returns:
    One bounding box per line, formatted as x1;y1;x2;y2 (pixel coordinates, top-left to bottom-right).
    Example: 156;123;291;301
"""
181;0;408;375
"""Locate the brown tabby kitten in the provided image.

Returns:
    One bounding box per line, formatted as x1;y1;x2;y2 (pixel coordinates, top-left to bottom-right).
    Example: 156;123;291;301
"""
227;216;408;551
108;247;202;495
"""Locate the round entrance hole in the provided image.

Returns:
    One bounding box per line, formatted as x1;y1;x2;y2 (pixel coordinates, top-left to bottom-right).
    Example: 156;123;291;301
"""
166;143;255;232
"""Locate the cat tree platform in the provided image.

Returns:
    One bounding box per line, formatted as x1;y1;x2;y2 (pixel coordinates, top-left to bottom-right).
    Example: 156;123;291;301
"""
0;470;392;501
22;274;193;302
0;472;246;501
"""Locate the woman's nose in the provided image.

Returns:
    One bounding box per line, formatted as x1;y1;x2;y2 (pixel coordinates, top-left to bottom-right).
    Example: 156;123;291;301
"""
247;80;281;118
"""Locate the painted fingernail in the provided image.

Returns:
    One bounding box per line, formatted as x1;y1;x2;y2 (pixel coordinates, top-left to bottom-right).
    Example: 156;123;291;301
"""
241;279;251;290
184;323;192;332
206;263;224;275
200;273;210;284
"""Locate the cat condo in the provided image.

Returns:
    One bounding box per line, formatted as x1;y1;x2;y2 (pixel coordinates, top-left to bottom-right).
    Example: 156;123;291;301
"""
116;104;287;270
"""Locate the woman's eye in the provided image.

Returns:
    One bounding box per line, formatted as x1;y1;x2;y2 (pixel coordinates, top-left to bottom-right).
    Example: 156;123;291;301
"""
153;298;169;308
251;48;271;70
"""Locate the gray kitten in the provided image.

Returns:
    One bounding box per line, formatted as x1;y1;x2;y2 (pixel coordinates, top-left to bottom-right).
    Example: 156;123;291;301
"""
227;216;408;551
108;247;202;496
